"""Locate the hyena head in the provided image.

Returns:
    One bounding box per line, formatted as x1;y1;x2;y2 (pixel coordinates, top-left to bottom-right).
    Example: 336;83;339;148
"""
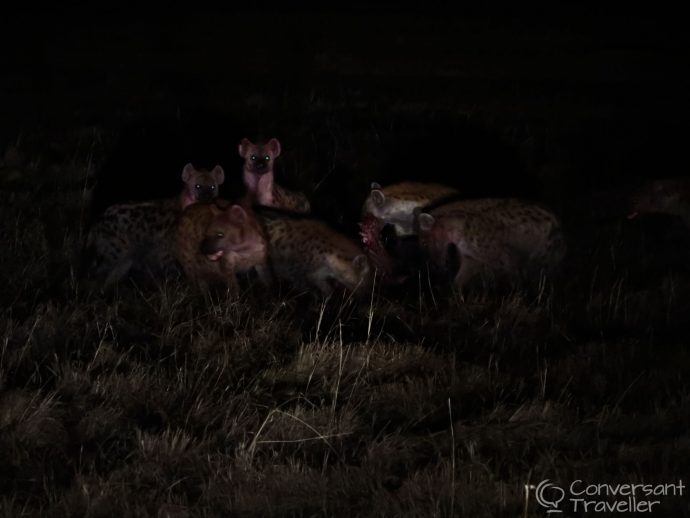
361;183;396;226
361;182;455;236
359;214;400;282
359;183;403;279
239;138;281;176
629;178;690;223
200;205;262;261
327;254;372;295
181;163;225;208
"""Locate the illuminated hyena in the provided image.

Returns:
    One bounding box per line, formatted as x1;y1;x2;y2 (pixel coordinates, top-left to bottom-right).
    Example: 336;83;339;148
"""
239;137;311;214
174;201;268;293
415;198;566;290
628;177;690;228
258;210;371;296
84;163;224;287
191;207;371;297
359;181;459;283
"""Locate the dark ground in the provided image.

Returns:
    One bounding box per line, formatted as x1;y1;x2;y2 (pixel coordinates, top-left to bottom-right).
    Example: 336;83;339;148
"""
1;8;689;517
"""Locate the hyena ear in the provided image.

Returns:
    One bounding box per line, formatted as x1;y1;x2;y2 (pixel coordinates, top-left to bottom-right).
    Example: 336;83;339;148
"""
417;213;435;232
211;165;225;185
371;189;385;207
181;163;195;182
267;138;281;158
228;204;247;223
239;138;253;158
352;254;369;273
370;182;381;190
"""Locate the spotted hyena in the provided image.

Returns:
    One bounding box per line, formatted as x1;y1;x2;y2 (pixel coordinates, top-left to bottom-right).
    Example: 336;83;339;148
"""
174;201;268;293
359;181;459;282
256;210;371;296
202;209;370;296
628;177;690;228
179;163;224;208
415;198;566;290
84;163;224;286
239;137;311;214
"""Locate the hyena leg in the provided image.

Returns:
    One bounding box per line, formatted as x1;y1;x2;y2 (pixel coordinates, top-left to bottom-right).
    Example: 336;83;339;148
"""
221;275;241;297
87;235;132;287
147;246;181;279
104;257;134;287
254;265;274;287
217;259;242;296
313;278;335;297
453;254;481;291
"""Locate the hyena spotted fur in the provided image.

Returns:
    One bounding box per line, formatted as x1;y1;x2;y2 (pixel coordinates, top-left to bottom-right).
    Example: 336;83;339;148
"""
416;198;566;290
257;210;372;296
240;137;311;214
84;163;224;287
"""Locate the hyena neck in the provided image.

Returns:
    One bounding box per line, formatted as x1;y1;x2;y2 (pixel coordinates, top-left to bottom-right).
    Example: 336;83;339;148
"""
179;189;197;210
243;169;275;206
233;233;266;257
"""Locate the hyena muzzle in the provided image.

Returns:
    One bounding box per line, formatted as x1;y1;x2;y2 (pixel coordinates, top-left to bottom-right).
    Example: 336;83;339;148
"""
174;201;269;293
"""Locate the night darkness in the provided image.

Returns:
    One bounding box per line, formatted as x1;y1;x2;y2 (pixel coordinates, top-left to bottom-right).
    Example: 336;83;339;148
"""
1;6;690;516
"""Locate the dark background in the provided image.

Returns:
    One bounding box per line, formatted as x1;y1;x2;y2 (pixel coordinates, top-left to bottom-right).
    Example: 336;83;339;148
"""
2;7;689;226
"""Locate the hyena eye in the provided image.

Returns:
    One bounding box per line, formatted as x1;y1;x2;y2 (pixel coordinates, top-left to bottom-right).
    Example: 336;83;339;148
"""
216;232;224;238
264;155;270;161
195;184;201;189
250;155;257;161
210;185;216;190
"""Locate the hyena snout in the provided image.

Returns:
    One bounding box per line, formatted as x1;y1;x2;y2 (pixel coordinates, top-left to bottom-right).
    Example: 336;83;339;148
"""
200;237;222;257
248;156;270;174
194;185;218;202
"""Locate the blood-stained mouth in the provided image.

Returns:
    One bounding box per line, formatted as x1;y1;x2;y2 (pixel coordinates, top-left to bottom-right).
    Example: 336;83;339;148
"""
358;215;406;285
207;250;224;262
359;215;386;254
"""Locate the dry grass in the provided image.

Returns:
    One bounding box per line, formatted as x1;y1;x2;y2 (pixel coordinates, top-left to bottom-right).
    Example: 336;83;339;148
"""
1;85;689;517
